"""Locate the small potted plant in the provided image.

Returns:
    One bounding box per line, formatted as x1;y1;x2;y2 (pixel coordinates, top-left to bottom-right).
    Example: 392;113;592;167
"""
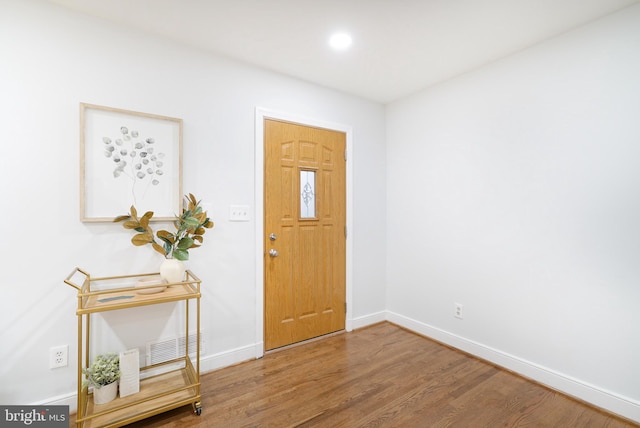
114;193;214;283
83;353;121;405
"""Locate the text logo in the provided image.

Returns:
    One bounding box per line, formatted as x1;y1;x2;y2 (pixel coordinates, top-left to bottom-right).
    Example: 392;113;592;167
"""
1;406;68;427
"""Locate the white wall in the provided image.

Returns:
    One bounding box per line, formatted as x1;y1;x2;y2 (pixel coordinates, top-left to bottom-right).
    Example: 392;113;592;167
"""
0;0;387;407
386;4;640;422
3;0;638;422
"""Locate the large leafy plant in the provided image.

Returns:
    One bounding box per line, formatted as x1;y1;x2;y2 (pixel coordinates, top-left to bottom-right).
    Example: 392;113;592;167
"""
114;193;214;261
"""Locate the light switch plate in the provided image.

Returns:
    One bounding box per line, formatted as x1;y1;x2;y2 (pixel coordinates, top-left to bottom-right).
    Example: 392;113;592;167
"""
229;205;250;222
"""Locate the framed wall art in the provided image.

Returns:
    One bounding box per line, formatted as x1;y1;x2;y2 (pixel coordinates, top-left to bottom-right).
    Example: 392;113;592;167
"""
80;103;183;222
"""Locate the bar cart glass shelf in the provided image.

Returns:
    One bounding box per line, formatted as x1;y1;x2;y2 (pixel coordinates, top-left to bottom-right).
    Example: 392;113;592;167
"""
64;267;202;428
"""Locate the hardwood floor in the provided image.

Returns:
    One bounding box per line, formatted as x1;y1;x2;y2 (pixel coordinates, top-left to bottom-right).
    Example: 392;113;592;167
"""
127;322;636;427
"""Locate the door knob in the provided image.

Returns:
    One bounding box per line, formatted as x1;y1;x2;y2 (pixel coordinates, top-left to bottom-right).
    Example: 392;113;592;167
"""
269;233;277;241
269;249;279;257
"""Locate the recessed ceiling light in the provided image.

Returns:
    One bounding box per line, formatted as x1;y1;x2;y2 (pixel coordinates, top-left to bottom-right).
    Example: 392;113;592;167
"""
329;32;352;50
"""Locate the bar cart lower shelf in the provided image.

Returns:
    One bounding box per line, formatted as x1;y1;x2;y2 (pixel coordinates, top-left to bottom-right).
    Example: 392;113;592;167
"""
64;268;202;428
79;361;201;428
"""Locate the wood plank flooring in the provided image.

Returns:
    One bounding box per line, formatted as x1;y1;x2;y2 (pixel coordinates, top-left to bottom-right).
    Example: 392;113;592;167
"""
127;322;636;427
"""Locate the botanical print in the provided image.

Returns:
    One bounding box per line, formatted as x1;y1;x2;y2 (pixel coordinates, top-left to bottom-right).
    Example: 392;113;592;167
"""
81;103;181;222
102;126;167;207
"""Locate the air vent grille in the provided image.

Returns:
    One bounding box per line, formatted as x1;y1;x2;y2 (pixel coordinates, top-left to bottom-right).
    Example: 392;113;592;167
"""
146;333;204;365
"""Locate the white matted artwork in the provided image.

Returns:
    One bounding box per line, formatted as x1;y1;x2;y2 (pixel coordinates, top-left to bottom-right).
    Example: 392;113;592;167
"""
80;103;182;222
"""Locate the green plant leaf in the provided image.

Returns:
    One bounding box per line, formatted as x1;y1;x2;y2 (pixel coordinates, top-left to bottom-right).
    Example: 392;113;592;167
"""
173;249;189;261
130;206;138;220
184;217;200;228
113;215;130;223
157;236;172;247
177;237;194;249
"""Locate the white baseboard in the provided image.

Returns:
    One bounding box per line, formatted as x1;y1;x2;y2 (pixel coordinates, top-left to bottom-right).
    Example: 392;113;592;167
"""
32;391;77;411
199;344;257;373
386;310;640;424
352;311;387;329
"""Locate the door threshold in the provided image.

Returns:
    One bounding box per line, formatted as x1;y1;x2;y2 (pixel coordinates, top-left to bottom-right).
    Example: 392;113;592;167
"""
265;330;346;354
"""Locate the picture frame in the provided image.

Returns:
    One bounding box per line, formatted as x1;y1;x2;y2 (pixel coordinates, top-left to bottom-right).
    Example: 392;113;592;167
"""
80;103;183;222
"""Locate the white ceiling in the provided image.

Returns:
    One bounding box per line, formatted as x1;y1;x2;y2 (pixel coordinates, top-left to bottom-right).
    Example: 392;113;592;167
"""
49;0;639;103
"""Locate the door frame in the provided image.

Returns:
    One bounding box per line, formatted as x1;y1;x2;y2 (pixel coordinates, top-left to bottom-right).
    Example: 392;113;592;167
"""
254;107;354;358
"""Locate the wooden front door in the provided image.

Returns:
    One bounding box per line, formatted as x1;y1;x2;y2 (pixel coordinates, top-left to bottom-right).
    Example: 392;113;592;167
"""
264;119;346;351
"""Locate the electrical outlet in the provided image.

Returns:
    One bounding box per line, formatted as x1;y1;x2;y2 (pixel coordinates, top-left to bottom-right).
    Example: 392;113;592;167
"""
50;345;68;368
454;303;464;320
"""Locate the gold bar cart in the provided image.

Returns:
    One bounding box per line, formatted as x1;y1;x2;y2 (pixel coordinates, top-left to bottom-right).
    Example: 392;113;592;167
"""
64;268;202;428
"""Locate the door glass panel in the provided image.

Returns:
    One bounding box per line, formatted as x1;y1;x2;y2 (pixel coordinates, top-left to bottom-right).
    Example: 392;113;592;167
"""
300;170;316;218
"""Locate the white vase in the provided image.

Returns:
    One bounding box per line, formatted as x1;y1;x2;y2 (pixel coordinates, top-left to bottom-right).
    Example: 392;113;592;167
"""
93;381;118;405
160;258;185;284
